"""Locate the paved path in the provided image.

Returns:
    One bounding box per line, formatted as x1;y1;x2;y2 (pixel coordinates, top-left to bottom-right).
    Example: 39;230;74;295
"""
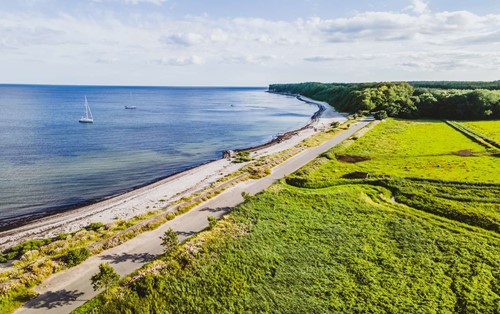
16;117;373;314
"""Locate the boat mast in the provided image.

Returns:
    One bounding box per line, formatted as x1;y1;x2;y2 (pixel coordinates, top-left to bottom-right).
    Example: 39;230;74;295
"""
85;96;93;120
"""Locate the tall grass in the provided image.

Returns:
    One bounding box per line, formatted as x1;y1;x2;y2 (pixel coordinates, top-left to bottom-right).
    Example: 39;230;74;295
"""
74;183;500;313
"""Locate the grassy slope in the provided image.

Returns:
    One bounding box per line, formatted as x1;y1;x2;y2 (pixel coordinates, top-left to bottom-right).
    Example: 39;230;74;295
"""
75;119;500;314
464;120;500;142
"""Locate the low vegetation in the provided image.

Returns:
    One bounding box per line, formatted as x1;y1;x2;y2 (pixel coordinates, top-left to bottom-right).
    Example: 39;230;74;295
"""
463;120;500;143
290;119;498;182
233;151;252;163
0;210;162;313
74;181;500;313
74;118;500;313
61;247;91;267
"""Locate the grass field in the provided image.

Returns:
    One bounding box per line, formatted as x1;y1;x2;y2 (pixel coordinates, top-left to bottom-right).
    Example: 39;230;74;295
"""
464;120;500;142
75;183;500;314
74;118;500;314
301;119;499;182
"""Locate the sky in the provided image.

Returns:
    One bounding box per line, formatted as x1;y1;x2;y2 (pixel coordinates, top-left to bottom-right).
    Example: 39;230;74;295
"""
1;0;500;86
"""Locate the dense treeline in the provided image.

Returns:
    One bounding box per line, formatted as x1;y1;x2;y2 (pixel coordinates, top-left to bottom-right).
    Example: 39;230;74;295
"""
409;80;500;90
414;88;500;119
269;81;500;119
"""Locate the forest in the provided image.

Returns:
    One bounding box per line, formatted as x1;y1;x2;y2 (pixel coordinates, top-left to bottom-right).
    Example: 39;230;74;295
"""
269;81;500;120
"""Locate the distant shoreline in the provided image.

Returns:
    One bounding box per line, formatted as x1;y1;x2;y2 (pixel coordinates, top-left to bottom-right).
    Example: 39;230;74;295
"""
234;94;325;153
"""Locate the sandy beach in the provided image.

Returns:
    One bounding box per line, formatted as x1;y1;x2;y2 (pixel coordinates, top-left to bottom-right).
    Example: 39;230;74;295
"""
0;96;346;251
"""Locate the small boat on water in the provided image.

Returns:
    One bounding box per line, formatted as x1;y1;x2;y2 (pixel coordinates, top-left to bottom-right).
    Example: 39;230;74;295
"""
79;96;94;123
125;92;137;109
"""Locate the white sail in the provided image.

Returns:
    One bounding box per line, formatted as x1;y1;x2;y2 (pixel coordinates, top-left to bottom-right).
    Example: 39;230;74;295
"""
79;96;94;123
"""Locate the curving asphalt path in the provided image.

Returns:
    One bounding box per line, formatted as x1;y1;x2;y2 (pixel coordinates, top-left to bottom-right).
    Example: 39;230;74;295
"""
15;117;374;314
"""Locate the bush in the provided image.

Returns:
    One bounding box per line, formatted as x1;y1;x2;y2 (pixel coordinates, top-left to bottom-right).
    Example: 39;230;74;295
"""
234;151;252;163
1;238;52;261
207;216;217;229
331;121;341;128
56;233;70;241
62;247;91;267
85;222;105;232
374;110;388;120
241;191;251;201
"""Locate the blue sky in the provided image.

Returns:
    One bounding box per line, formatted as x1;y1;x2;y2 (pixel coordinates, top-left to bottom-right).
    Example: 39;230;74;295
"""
1;0;499;85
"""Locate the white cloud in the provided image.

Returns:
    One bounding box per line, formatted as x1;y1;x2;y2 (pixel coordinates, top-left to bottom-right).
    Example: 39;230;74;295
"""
152;55;204;66
223;55;277;65
406;0;429;15
399;51;500;71
161;33;204;46
462;30;500;44
316;12;418;42
93;0;166;5
1;3;500;85
304;54;380;62
95;56;119;64
315;10;500;45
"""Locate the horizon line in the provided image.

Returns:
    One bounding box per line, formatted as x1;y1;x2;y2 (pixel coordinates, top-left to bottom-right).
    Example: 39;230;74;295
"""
0;83;270;88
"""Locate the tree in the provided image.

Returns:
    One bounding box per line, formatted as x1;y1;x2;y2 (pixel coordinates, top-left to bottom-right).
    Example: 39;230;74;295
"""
91;262;119;291
160;228;178;255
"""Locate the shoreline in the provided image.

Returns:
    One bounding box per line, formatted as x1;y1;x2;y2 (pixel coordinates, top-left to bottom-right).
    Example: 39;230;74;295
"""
0;94;346;250
0;158;219;232
233;95;325;153
0;93;321;233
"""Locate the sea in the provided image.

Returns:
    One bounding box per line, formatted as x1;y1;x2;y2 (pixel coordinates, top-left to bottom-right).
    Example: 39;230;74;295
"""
0;85;317;229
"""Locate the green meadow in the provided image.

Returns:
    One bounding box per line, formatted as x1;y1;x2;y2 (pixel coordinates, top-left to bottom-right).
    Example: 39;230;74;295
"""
302;119;499;182
76;119;500;313
464;120;500;142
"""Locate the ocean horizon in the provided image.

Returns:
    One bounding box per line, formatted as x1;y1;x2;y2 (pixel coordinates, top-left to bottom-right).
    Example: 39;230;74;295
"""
0;85;317;229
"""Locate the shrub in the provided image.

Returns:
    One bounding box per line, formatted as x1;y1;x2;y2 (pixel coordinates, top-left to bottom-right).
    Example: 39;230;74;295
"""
1;238;52;261
234;151;252;163
207;216;217;229
166;212;176;220
62;247;91;267
241;191;251;201
374;110;388;120
331;121;341;128
56;233;70;241
85;222;105;232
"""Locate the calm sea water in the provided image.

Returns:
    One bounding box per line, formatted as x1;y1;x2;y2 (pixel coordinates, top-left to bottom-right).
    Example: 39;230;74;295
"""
0;85;316;228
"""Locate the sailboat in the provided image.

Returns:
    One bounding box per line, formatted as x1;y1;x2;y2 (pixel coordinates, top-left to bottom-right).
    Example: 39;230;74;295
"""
79;96;94;123
125;92;137;109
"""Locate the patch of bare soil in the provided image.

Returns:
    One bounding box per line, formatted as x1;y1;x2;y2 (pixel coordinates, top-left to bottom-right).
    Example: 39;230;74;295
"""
342;171;370;179
452;149;473;156
336;155;371;163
